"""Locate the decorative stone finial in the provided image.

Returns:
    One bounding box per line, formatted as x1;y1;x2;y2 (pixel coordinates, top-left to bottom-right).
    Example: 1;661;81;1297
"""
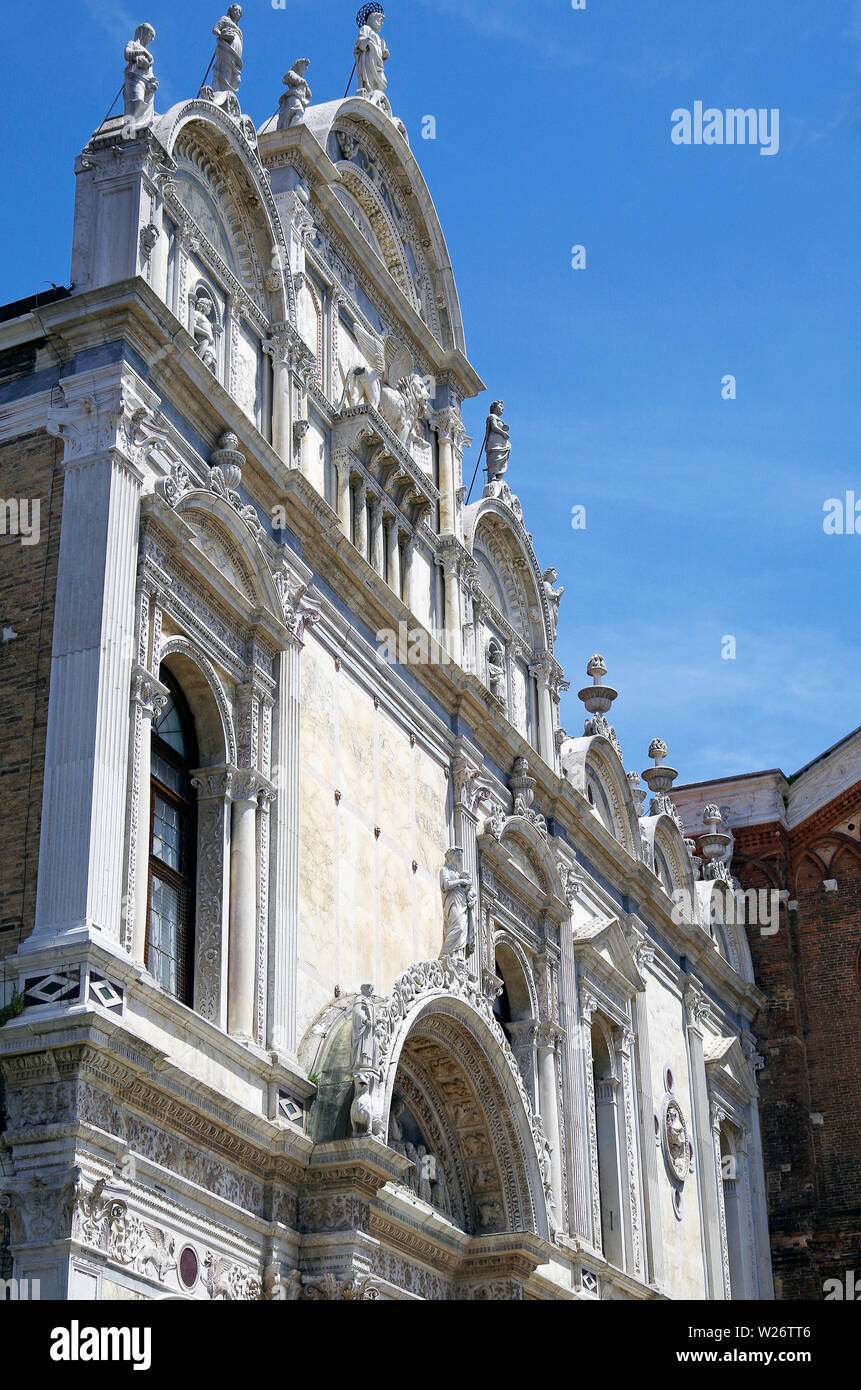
642;739;680;819
123;23;158;132
210;6;244;98
210;431;245;493
277;59;311;130
684;838;703;880
628;771;648;817
699;805;733;880
648;738;669;767
578;656;618;717
577;656;622;758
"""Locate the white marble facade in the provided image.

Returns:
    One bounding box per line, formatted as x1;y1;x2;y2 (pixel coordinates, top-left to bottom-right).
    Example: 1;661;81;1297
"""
0;16;772;1302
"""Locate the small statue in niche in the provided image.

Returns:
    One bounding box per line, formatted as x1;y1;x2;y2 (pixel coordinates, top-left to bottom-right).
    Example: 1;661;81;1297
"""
542;568;564;636
354;4;389;108
191;290;218;372
487;640;506;705
350;983;379;1074
485;400;511;485
123;23;158;132
277;59;312;130
211;5;243;97
439;847;476;959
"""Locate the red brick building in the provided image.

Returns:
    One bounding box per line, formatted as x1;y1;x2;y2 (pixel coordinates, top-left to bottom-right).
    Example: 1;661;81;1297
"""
674;732;861;1299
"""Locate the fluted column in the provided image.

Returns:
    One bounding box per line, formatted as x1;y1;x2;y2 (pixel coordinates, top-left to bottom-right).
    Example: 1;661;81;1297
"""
403;535;416;611
630;938;665;1287
269;642;301;1058
561;922;592;1241
228;772;263;1040
531;659;556;768
335;456;352;536
386;514;401;599
355;483;368;560
33;376;157;946
441;550;462;665
685;981;726;1298
264;333;293;464
370;496;384;576
129;667;168;963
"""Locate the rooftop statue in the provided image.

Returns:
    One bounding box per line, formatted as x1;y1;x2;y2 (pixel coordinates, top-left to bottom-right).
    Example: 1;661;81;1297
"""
211;5;243;97
485;401;511;484
277;59;311;130
123;23;158;132
355;4;389;108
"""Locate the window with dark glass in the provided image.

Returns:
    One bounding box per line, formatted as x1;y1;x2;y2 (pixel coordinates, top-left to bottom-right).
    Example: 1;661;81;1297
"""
146;673;199;1005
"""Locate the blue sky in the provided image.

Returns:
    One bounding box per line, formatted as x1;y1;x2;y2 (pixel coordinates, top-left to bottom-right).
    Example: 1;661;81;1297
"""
6;1;861;784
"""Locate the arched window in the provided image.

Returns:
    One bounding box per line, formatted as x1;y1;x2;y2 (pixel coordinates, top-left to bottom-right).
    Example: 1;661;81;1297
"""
146;672;199;1005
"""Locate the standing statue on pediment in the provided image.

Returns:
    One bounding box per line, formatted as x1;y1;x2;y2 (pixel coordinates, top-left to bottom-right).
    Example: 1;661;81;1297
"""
123;24;158;131
355;4;389;106
277;59;312;129
211;6;244;96
485;401;511;484
543;568;565;636
350;984;379;1074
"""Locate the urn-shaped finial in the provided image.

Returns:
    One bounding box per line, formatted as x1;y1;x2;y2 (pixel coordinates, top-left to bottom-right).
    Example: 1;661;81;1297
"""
579;655;618;717
210;430;246;492
642;739;678;796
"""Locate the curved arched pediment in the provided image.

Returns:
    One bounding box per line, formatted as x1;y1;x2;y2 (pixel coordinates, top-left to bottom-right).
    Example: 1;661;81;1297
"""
173;491;284;622
694;880;756;984
153;100;295;325
465;501;554;652
641;815;699;924
277;98;466;353
560;735;641;861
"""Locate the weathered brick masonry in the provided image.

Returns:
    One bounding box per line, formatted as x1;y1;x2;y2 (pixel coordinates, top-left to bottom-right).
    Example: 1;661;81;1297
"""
0;431;63;965
676;760;861;1300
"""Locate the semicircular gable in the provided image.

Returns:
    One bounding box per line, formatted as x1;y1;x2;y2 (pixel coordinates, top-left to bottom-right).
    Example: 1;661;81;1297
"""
561;735;640;859
154;100;295;325
291;98;466;352
174;491;283;619
468;505;551;651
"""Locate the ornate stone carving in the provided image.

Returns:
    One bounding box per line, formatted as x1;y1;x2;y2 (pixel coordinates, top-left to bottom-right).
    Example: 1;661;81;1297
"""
510;757;547;838
350;985;383;1137
339;322;431;453
203;1250;261;1301
191;289;218;372
662;1094;691;1185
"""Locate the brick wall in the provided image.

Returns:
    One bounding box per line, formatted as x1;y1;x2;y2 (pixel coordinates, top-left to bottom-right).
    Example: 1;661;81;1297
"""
734;802;861;1299
0;430;63;969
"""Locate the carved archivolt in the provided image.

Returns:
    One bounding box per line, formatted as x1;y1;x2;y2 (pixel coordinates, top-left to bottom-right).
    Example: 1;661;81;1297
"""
157;637;237;766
